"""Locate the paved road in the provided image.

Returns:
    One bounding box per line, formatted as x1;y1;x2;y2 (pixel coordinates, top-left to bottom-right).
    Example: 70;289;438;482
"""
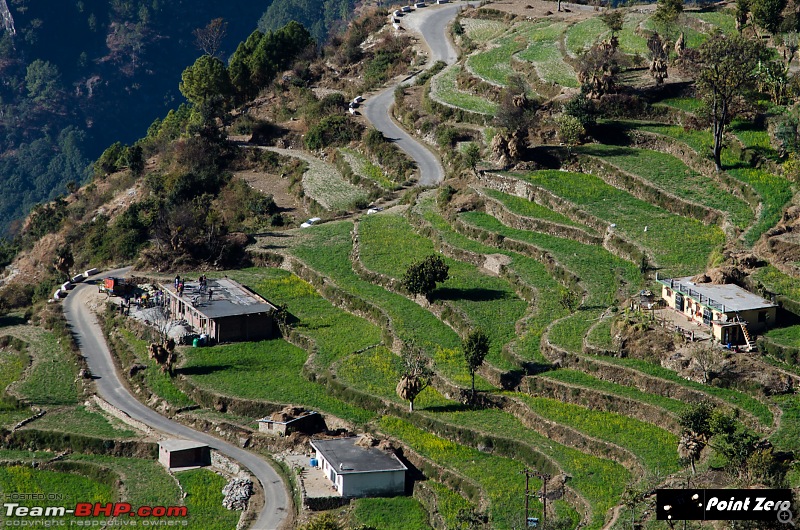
363;2;476;186
63;270;289;530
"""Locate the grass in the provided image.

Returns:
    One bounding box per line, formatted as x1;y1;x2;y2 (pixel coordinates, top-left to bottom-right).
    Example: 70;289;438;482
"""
416;196;569;364
618;13;649;55
425;482;474;529
68;454;180;507
625;122;793;245
466;21;557;86
11;329;79;406
507;169;725;276
177;469;242;530
467;35;526;86
302;159;368;211
511;394;681;474
377;415;543;530
770;394;800;454
483;188;597;232
0;449;55;461
350;497;432;530
730;119;780;161
586;318;614;350
292;221;488;387
430;65;498;115
118;329;195;408
579;144;754;230
688;10;737;34
604;356;773;426
460;17;507;42
653;97;704;114
225;268;383;369
0;465;114;522
516;22;578;88
459;210;642;307
359;213;528;370
550;309;603;354
763;326;800;349
20;406;137;439
565;17;609;57
542;369;688;415
412;407;631;530
340;148;398;190
180;338;374;424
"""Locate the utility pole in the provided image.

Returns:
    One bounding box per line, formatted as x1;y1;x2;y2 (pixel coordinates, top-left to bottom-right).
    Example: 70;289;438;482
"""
521;469;550;528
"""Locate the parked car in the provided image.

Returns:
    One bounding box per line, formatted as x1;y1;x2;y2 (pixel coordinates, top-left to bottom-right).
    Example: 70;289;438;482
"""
301;217;322;228
367;207;384;215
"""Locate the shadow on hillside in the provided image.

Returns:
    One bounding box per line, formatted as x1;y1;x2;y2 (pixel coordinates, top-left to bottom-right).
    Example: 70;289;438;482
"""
0;315;27;328
422;402;472;413
176;364;234;376
433;287;508;302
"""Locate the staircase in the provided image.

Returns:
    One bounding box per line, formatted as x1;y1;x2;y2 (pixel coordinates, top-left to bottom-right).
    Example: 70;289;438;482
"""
734;314;757;352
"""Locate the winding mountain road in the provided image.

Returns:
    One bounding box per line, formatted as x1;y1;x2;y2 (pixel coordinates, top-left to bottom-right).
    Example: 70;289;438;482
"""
63;270;289;530
363;2;476;186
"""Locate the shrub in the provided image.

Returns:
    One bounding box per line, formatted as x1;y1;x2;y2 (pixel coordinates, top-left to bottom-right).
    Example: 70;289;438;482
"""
305;115;363;150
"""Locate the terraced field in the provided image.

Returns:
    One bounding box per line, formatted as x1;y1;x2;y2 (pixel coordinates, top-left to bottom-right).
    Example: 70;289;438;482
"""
43;5;794;528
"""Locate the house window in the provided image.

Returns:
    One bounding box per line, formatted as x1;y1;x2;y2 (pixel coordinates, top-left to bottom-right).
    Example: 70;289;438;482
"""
758;311;767;323
666;288;672;297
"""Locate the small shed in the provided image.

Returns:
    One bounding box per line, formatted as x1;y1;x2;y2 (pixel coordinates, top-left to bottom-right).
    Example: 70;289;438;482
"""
257;408;322;436
311;436;407;498
158;439;211;469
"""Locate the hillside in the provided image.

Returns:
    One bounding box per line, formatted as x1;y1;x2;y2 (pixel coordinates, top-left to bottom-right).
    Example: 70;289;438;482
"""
0;0;356;236
2;1;800;529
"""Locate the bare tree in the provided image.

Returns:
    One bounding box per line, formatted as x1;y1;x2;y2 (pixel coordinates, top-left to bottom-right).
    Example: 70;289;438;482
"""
690;343;722;384
396;342;433;411
193;18;228;58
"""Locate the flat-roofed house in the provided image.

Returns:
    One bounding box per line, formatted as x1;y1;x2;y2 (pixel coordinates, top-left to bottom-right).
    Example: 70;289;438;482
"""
162;278;276;343
311;437;407;497
158;439;210;469
658;275;777;349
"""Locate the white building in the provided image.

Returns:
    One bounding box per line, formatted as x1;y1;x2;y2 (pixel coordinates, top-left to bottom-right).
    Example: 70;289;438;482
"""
311;437;407;497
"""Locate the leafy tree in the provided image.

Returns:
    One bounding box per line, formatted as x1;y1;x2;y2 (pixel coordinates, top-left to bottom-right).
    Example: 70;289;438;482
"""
751;0;786;34
304;115;362;150
563;93;596;128
402;254;449;301
193;18;228;57
25;59;62;105
653;0;684;36
599;9;625;35
692;33;769;170
179;55;233;107
678;402;714;437
463;329;489;403
554;114;584;149
463;143;481;174
708;408;760;470
736;0;751;32
396;341;433;411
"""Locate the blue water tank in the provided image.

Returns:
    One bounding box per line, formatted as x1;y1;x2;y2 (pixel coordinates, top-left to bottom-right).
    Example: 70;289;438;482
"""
310;458;318;467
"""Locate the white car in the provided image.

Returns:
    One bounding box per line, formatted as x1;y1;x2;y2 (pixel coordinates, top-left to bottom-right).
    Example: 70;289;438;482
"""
366;207;384;215
301;217;321;228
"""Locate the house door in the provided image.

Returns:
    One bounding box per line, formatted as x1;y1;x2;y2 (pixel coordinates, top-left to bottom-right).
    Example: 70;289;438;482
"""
674;293;684;312
703;308;712;326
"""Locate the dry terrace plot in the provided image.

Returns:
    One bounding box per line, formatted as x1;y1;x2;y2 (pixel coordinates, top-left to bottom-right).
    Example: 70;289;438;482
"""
263;146;368;211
